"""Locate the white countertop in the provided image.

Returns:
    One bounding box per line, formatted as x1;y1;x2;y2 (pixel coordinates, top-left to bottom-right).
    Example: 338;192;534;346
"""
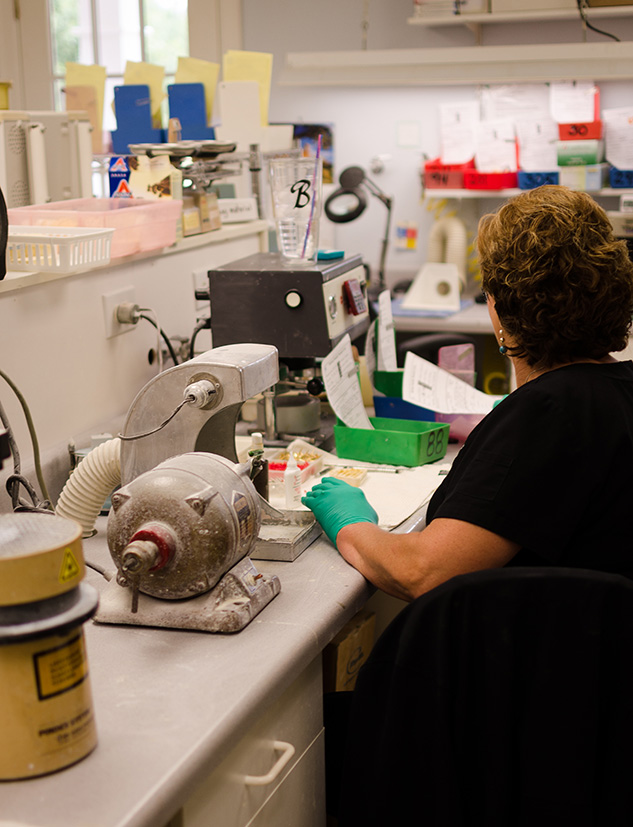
392;300;492;335
0;517;372;827
0;441;458;826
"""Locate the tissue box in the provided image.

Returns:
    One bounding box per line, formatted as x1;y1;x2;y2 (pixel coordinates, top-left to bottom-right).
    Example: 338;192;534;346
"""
558;163;609;191
334;417;449;467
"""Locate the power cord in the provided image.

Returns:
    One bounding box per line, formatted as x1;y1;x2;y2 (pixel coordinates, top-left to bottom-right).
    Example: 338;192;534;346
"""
189;317;211;359
576;0;620;41
0;368;53;512
115;302;180;368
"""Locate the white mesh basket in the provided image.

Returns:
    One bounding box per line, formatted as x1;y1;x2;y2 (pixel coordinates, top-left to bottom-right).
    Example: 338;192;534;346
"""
7;226;115;273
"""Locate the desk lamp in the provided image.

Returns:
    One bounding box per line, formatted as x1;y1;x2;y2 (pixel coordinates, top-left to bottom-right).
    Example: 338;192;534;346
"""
324;166;393;301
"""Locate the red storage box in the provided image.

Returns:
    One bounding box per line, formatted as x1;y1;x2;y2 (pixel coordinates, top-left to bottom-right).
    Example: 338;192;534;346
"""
463;170;518;190
423;158;475;189
558;121;603;141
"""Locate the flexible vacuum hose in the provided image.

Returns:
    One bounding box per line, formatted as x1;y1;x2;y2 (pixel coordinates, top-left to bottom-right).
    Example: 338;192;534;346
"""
56;438;121;537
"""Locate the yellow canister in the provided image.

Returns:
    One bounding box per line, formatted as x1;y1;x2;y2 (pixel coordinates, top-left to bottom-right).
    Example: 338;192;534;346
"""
0;513;99;779
0;80;11;110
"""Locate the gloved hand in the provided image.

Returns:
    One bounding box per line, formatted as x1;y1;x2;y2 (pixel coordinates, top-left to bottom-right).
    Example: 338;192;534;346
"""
301;477;378;546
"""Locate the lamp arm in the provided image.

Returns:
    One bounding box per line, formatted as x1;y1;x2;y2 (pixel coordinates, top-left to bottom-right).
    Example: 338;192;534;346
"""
377;197;393;293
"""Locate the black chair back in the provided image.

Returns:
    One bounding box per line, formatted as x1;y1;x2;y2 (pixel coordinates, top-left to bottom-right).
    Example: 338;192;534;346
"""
336;567;633;827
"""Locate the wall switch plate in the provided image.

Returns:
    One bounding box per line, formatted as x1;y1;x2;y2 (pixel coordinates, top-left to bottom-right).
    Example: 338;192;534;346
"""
102;287;137;338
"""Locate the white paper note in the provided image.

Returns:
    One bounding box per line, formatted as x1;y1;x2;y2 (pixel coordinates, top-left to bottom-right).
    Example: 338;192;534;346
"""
603;107;633;171
402;352;504;415
440;100;479;165
549;81;597;124
474;119;517;173
322;334;373;430
516;118;559;172
481;84;550;123
377;290;398;372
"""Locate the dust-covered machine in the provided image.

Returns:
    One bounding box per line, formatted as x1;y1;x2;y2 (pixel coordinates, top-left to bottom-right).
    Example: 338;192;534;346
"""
95;344;318;633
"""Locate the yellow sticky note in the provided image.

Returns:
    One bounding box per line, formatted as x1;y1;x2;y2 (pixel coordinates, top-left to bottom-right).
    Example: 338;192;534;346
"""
175;56;220;124
222;50;273;127
65;63;106;130
124;61;165;128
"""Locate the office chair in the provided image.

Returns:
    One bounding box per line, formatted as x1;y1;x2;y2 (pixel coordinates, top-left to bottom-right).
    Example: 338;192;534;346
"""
330;567;633;827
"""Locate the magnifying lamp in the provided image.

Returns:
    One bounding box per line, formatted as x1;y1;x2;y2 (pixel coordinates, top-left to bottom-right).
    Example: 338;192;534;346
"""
324;166;393;299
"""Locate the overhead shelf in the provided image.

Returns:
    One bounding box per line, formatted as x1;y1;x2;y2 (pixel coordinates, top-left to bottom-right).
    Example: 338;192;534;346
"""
423;188;631;199
407;6;633;28
280;41;633;86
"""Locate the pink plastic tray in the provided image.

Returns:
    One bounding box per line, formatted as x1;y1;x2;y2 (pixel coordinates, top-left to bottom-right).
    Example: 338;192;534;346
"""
8;198;182;259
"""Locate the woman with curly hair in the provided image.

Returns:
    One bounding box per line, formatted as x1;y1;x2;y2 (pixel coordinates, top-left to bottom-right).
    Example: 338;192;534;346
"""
303;185;633;600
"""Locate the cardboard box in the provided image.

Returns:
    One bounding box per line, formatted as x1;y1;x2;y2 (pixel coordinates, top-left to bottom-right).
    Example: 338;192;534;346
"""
558;162;609;191
181;192;222;236
323;609;376;693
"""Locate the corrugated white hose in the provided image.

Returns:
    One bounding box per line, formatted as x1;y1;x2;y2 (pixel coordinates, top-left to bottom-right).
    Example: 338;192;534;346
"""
427;215;469;288
56;437;121;537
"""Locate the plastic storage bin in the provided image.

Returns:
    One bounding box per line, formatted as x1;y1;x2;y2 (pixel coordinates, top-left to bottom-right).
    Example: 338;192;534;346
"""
8;198;182;259
517;171;559;189
463;170;518;190
334;417;449;467
423;158;475;189
609;167;633;189
6;226;114;273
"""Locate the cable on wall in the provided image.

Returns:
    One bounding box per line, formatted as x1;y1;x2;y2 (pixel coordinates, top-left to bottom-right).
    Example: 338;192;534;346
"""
0;368;52;512
576;0;620;41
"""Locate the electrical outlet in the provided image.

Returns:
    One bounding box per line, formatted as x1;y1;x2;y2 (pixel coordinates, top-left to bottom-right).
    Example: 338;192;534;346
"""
192;268;210;313
102;287;137;338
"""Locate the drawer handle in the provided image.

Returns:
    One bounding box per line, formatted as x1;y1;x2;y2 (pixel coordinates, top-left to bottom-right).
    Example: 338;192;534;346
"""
244;740;296;787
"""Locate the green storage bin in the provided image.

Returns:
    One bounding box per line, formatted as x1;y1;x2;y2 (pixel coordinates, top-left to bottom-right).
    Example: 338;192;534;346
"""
334;417;449;467
373;369;403;398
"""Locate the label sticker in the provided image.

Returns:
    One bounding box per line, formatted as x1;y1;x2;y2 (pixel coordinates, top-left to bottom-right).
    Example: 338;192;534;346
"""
34;634;89;700
59;547;81;583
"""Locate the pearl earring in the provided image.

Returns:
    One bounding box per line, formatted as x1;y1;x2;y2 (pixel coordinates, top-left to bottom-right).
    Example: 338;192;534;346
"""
498;329;508;355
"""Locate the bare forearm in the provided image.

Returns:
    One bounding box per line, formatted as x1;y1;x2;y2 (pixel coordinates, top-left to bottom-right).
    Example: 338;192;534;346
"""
335;523;434;602
336;518;519;602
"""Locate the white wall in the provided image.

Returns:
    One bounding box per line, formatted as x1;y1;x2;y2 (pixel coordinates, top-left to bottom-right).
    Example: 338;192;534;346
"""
0;231;265;511
2;0;633;511
242;0;633;285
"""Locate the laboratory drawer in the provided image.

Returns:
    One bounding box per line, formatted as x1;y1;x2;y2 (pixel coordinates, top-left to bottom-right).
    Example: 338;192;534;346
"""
181;657;324;827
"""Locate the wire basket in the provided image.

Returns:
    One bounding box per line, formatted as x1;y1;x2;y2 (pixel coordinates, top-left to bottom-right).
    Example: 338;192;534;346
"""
7;226;115;274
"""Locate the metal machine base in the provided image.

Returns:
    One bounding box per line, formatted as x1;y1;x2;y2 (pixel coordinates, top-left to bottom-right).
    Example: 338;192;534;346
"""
94;557;280;633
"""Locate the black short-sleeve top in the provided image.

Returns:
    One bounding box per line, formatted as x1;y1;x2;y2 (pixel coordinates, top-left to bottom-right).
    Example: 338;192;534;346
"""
426;361;633;576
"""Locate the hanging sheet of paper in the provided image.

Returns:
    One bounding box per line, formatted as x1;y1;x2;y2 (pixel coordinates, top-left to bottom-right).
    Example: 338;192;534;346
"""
439;101;479;165
322;335;373;430
377;290;398;371
603;107;633;171
516;118;559;171
402;352;504;415
549;82;598;124
364;320;377;388
474;119;517;173
481;84;550;123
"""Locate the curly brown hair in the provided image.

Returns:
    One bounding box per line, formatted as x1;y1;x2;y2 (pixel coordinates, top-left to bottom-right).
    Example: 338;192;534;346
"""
477;185;633;369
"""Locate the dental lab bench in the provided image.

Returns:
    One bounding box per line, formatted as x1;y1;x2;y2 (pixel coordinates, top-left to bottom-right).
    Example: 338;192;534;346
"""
0;250;453;827
0;468;447;827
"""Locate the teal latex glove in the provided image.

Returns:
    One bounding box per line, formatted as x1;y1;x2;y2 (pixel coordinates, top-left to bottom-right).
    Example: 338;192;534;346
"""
301;477;378;546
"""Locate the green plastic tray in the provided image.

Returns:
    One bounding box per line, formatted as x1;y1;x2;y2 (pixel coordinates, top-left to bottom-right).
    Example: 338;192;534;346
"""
334;416;449;467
